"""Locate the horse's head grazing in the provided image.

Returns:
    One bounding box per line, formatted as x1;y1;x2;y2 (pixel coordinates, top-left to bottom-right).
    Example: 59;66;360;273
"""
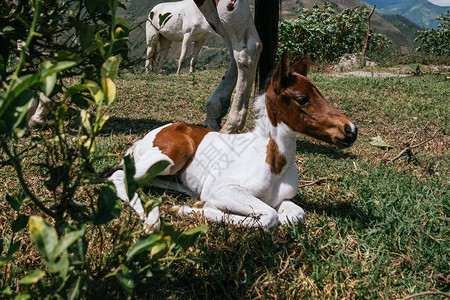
265;52;357;148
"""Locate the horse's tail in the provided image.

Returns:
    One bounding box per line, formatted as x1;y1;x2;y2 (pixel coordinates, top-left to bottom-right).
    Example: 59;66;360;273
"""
145;12;160;73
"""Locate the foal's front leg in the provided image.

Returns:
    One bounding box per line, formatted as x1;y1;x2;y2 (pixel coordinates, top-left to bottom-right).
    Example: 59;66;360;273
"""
276;200;305;225
176;185;279;228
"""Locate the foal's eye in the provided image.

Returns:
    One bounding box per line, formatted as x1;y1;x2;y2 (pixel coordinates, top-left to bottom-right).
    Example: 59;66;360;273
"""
295;96;309;106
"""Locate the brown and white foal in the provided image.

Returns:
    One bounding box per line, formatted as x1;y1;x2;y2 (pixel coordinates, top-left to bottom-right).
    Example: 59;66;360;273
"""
109;53;357;230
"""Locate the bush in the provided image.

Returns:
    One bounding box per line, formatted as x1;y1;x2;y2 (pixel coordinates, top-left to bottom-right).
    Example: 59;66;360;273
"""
0;0;205;298
415;11;450;57
278;4;391;63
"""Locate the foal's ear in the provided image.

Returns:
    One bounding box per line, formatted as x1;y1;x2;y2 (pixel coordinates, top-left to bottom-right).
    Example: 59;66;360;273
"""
272;51;291;93
292;53;310;77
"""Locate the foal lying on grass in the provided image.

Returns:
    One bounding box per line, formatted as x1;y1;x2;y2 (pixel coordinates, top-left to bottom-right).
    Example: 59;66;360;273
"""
109;53;357;230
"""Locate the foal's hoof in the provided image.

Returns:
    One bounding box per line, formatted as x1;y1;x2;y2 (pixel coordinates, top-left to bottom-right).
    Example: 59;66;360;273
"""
170;205;193;215
143;220;161;234
193;201;205;208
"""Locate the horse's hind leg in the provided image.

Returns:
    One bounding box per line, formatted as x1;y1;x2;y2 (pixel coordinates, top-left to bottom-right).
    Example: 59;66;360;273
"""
190;38;205;73
156;36;171;74
177;33;192;74
145;21;159;73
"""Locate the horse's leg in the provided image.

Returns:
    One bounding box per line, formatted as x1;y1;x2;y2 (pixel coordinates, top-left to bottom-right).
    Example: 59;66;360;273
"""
108;169;162;231
175;184;279;228
145;20;159;73
156;36;171;74
217;2;262;133
177;33;192;74
204;52;237;131
108;150;175;231
27;93;53;128
200;0;262;133
190;38;205;73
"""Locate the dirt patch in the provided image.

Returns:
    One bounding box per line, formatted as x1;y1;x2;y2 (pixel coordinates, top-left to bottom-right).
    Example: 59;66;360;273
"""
329;53;377;72
333;71;409;78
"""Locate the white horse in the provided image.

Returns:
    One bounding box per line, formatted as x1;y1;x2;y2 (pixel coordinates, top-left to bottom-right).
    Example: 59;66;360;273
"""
145;0;217;74
109;53;358;230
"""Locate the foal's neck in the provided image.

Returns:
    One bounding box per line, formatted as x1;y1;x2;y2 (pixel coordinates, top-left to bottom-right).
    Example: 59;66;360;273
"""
254;94;297;162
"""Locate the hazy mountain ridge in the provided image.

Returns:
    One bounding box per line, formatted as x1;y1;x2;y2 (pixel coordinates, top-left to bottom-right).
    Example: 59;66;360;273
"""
360;0;450;28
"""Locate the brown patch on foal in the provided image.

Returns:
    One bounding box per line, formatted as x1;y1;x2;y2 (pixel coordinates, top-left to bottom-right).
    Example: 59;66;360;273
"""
153;123;212;174
265;136;286;175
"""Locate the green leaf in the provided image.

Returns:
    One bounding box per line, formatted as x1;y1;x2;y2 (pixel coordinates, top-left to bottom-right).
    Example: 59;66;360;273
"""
46;250;69;278
19;269;45;285
95;184;122;225
39;61;56;96
8;74;40;100
80;110;92;134
150;241;167;257
0;256;14;267
64;81;98;99
55;51;82;64
369;136;392;149
40;71;56;96
88;82;104;105
12;214;29;233
101;55;121;81
67;274;87;300
52;227;86;259
103;77;116;105
0;285;12;295
135;160;170;186
55;103;68;130
126;233;161;260
14;294;31;300
1;89;35;137
7;241;20;256
142;196;165;216
28;216;58;261
39;61;77;80
177;225;207;250
98;114;110;131
70;93;90;109
123;155;137;201
5;194;23;211
116;264;135;295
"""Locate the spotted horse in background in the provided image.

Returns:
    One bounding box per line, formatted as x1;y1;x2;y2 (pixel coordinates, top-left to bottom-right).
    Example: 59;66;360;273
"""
145;0;218;74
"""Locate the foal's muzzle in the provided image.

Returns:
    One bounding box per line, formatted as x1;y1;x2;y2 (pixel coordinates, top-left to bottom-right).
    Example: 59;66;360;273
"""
336;123;358;148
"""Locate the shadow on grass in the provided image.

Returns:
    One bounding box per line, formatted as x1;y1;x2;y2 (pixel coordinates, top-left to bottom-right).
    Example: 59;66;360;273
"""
294;193;380;228
100;116;209;136
296;138;357;160
99;117;169;135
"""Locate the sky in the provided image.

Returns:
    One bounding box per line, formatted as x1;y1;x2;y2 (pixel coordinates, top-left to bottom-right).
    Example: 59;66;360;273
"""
427;0;450;6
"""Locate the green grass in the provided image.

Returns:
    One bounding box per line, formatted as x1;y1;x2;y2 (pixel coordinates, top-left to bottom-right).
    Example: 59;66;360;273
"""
1;67;449;298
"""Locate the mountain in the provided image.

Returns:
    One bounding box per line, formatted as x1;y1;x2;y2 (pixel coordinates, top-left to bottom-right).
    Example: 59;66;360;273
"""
363;0;450;28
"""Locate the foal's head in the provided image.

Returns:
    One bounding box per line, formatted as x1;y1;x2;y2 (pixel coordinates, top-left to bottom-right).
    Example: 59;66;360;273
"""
265;53;357;148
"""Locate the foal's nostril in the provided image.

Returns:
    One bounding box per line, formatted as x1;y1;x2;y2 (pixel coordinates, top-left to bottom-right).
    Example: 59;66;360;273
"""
344;124;353;136
344;123;358;142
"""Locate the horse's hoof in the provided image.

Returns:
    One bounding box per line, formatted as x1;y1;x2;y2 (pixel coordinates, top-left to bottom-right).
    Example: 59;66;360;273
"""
193;201;205;208
170;205;181;212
